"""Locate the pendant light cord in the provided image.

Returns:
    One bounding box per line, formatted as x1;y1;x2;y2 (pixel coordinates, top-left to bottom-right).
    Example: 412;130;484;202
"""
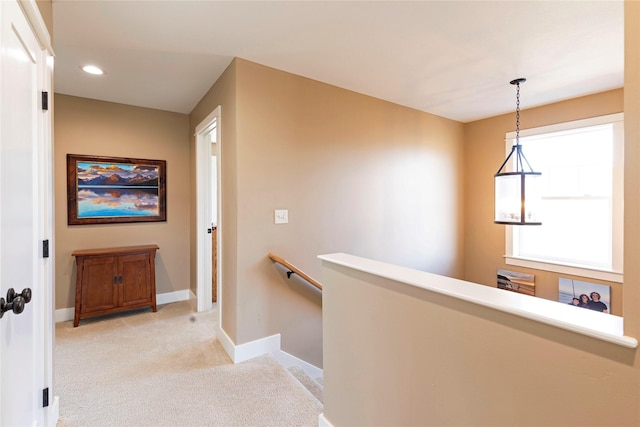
515;81;521;147
496;77;534;175
515;81;521;171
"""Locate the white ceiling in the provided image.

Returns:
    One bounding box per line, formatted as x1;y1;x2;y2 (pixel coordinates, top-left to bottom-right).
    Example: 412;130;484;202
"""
52;1;623;123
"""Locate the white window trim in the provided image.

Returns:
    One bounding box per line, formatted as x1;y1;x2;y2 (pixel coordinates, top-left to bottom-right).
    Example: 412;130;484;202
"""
506;113;623;140
504;256;623;283
504;113;624;283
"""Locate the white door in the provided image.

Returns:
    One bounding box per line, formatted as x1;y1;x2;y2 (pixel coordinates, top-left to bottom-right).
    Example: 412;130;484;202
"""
0;1;48;425
195;108;221;313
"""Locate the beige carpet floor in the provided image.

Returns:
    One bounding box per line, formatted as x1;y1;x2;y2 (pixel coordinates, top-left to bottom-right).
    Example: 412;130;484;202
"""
55;302;322;426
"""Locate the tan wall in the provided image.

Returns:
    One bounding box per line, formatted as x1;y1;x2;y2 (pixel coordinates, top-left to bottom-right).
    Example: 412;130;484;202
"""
190;60;239;343
623;0;640;342
190;59;465;367
464;89;624;314
321;261;639;426
54;95;191;309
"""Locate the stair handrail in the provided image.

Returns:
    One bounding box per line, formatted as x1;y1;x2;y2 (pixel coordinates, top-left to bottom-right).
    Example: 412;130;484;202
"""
268;253;323;291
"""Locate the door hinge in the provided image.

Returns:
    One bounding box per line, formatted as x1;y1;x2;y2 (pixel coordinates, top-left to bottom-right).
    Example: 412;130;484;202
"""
43;239;49;258
42;387;49;407
41;91;49;111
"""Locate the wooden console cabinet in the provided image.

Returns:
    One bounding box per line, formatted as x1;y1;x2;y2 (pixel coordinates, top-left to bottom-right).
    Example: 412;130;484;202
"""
72;245;159;327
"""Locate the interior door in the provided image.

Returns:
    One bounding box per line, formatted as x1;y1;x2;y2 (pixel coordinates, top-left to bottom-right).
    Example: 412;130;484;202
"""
0;1;46;425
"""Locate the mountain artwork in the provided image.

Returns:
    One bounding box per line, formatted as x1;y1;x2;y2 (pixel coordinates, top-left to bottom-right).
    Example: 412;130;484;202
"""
67;155;166;225
77;161;159;218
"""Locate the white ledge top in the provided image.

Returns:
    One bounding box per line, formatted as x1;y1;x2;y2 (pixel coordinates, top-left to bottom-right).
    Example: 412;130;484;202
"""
318;253;638;349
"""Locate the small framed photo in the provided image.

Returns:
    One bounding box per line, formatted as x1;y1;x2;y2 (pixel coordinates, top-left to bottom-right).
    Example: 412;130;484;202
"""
67;154;166;225
497;269;535;296
559;278;610;314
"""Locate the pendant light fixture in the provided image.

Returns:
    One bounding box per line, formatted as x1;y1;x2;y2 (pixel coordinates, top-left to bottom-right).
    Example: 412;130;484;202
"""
494;78;542;225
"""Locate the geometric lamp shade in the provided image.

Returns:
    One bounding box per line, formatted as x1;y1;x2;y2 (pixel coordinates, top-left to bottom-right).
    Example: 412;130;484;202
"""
494;170;542;225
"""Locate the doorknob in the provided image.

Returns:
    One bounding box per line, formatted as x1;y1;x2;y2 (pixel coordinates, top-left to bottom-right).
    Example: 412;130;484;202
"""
0;287;32;319
7;287;32;304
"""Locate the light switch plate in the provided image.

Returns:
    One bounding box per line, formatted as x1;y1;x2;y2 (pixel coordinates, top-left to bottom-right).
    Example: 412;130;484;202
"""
274;209;288;224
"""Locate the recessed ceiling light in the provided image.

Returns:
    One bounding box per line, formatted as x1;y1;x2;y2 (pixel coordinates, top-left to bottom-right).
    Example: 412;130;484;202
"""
81;65;104;75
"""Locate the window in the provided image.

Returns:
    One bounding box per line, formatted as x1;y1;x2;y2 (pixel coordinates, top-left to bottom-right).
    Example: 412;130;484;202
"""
504;113;623;283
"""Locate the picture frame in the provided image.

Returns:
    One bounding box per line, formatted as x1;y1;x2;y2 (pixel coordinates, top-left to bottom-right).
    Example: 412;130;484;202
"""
559;278;611;314
67;154;166;225
497;269;535;296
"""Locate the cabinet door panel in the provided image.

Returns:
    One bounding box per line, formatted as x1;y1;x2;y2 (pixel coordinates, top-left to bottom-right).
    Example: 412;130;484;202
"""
119;253;151;307
82;256;118;313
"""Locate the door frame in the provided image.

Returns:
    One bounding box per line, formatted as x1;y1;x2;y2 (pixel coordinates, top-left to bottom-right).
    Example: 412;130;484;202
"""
0;1;55;425
195;106;221;314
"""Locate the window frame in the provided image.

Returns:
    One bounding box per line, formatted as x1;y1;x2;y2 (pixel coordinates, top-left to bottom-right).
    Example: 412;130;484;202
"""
503;113;624;283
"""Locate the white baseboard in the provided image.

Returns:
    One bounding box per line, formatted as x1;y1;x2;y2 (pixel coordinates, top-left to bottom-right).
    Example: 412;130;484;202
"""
216;328;323;379
272;349;324;379
156;289;191;305
318;413;334;427
217;327;281;363
54;289;192;323
54;307;74;323
188;290;198;312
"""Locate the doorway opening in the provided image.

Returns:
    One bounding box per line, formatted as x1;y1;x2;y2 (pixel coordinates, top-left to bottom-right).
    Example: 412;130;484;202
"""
195;107;221;315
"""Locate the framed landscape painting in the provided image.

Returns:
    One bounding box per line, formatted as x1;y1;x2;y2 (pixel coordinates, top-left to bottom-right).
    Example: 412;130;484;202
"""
497;269;535;296
67;154;166;225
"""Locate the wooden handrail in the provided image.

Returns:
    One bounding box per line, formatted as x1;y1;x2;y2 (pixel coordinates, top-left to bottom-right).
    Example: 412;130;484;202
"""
268;253;323;291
